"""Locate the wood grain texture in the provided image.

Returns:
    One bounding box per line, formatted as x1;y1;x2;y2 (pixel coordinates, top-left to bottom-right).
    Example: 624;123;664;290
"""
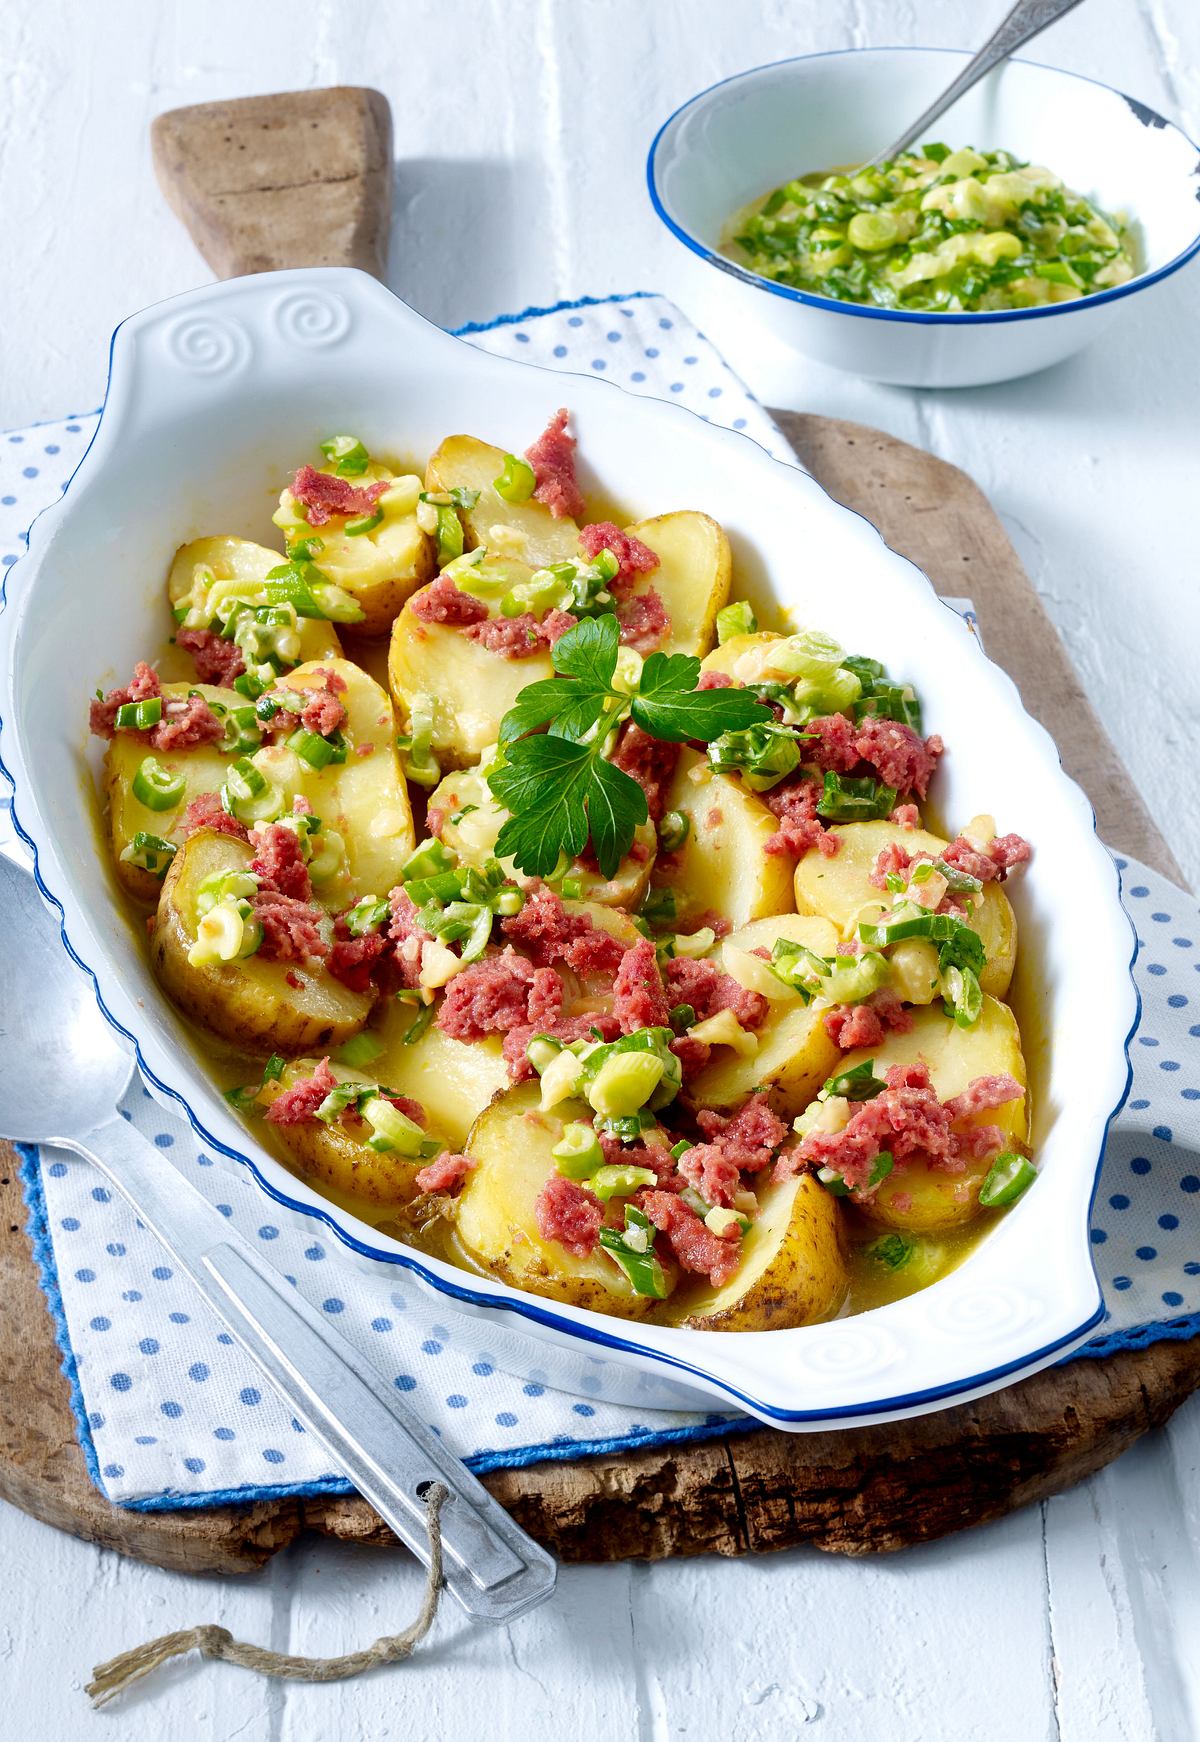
1;421;1191;1574
151;88;393;280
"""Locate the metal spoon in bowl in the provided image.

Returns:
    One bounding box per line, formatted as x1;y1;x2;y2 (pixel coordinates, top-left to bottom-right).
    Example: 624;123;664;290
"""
862;0;1087;169
0;850;555;1623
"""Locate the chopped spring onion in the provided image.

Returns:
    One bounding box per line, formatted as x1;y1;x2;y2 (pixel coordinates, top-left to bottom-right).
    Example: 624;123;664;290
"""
816;771;898;821
402;838;456;882
234;671;268;701
132;756;186;812
668;927;716;960
828;949;890;1004
196;869;258;917
670;1138;694;1160
114;696;163;731
595;1111;657;1142
345;895;391;936
401;1000;436;1046
822;1059;886;1101
715;600;757;644
591;1164;658;1201
396;693;441;789
493;453;537;504
220;704;262;754
858;906;984;966
187;896;262;967
551;1121;605;1179
588;1051;666;1120
118;832;176;879
221;757;284;825
335;1031;385;1070
941;962;984;1028
344;507;384;537
853;683;922;733
979;1152;1037;1208
287;726;347;770
598;1207;668;1299
526;1034;566;1076
768;938;829;999
319;435;370;477
657;810;690;853
429;503;464;565
707;721;802;792
558;877;583;901
866;1232;916;1271
361;1096;439;1158
668;1002;696;1033
306;825;346;885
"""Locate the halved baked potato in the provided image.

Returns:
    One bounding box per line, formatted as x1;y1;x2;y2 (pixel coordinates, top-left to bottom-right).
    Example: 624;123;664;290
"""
166;536;343;660
151;830;373;1055
794;818;1018;999
621;512;731;658
425;434;581;569
273;475;436;635
667;1171;848;1331
652;747;794;929
453;1083;669;1319
361;1001;511;1152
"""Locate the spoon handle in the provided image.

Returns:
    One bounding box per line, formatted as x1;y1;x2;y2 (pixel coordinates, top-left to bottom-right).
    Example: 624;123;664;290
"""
868;0;1087;166
58;1113;556;1623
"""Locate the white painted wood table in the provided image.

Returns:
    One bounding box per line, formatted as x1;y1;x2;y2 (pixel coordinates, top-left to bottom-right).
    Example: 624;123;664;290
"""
2;1;1198;1736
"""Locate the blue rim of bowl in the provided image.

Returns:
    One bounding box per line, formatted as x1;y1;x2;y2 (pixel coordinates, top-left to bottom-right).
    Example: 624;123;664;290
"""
647;45;1200;327
0;275;1130;1426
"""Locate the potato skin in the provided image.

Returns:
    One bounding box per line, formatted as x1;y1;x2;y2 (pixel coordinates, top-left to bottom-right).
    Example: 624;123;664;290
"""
668;1173;848;1332
454;1083;665;1320
151;831;372;1056
261;1061;441;1208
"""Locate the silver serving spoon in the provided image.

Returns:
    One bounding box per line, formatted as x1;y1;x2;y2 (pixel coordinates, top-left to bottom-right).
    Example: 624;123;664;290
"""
863;0;1087;168
0;850;555;1623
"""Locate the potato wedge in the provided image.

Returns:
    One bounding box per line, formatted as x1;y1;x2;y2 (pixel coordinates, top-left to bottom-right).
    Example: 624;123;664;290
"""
425;435;581;569
266;657;415;903
653;747;793;929
794;818;1017;999
622;512;731;657
166;536;343;661
844;997;1030;1233
688;914;843;1113
260;1058;451;1208
454;1083;667;1319
151;830;373;1055
104;682;240;904
388;593;554;769
667;1172;847;1331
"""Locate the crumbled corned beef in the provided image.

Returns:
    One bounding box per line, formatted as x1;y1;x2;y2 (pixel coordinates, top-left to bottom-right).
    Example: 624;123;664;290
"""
415;1151;475;1194
250;822;313;902
264;1058;338;1125
385;1094;426;1125
869;841;915;890
677;1144;742;1208
640;1190;741;1286
891;803;921;830
783;1060;961;1190
89;662;163;737
670;1033;711;1078
696;1098;788;1171
525;408;585;521
176;628;245;686
436;948;565;1044
464;613;548;657
152;693;226;751
612;937;671;1033
500;883;625;977
501;1011;622;1081
388;887;435;988
855;718;943;799
804;713;859;772
955;1123;1008;1160
312;667;347;695
942;832;1032;882
535;1173;603;1255
254;891;329;963
528;965;565;1028
616;588;671;653
674;908;731;939
944;1074;1023;1120
410;574;489;626
541;608;580;644
293;792;315;814
327;924;387;993
597;1130;678;1187
577;522;660;598
611;721;679;824
180;792;249;842
663;956;767;1030
301;682;347;738
425;807;446;838
763;773;838;859
290;465;388;527
564;927;629;980
824;990;913;1050
697;669;732;690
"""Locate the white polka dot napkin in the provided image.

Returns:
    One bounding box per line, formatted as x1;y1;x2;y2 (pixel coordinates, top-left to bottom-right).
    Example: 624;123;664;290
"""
1;295;1197;1507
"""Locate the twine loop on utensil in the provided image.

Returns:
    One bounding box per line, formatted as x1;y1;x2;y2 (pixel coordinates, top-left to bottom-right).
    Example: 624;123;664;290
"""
85;1482;448;1708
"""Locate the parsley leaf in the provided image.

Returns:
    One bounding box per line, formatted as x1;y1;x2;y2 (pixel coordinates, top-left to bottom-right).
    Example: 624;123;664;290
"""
632;651;771;741
491;737;593;875
552;613;619;687
588;756;648;877
498;678;579;745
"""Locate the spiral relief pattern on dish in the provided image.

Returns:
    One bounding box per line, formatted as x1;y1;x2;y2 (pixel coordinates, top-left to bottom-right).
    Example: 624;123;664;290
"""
927;1284;1040;1341
162;315;252;377
797;1323;903;1380
272;290;352;348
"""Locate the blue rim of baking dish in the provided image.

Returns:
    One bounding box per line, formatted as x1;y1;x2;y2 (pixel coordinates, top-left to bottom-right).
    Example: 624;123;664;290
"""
647;46;1200;327
0;281;1135;1427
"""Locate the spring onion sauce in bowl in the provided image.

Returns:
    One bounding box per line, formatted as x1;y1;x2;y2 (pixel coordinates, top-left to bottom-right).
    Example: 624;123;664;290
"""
723;145;1136;315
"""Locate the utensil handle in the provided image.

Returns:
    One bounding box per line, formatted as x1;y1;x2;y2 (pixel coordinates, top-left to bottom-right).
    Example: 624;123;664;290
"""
871;0;1087;164
60;1113;556;1623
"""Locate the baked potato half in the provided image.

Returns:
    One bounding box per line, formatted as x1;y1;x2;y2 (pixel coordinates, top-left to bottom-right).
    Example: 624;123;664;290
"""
652;747;794;929
259;1059;444;1207
151;830;373;1055
794;818;1018;999
848;997;1029;1234
425;434;581;569
687;914;843;1114
621;512;731;658
166;536;343;661
453;1083;669;1319
667;1171;848;1331
360;1002;511;1152
274;477;436;635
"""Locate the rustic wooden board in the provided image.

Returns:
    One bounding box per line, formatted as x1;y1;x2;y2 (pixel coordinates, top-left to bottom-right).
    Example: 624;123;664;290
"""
1;417;1193;1574
1;88;1192;1576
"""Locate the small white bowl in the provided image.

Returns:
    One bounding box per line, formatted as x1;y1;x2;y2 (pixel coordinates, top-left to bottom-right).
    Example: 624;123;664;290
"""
648;48;1200;387
0;270;1136;1429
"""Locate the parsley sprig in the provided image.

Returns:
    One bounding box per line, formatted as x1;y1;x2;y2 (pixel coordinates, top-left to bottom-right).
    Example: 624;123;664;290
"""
489;615;768;878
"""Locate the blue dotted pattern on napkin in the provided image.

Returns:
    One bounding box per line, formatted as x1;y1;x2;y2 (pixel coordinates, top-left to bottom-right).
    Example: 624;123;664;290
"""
2;294;1197;1508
